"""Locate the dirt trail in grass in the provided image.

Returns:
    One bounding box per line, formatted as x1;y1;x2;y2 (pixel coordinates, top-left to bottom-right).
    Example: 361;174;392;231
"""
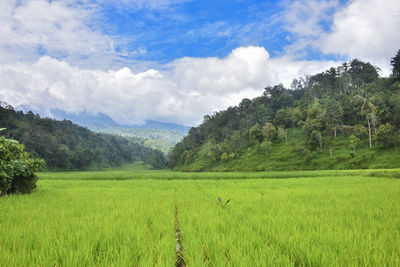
174;195;185;267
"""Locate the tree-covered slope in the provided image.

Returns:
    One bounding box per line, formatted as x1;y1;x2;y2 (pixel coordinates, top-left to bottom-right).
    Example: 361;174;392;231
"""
16;108;188;154
0;105;167;170
169;53;400;171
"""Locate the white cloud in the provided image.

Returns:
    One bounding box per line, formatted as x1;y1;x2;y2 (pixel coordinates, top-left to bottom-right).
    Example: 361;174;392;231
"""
282;0;400;75
281;0;340;57
320;0;400;75
0;47;335;126
283;0;339;38
0;0;140;68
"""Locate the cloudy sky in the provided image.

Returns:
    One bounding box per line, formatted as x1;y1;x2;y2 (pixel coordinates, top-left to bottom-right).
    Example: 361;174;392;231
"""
0;0;399;126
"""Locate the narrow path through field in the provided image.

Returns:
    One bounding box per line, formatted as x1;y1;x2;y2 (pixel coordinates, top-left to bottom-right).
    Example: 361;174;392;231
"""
174;194;185;267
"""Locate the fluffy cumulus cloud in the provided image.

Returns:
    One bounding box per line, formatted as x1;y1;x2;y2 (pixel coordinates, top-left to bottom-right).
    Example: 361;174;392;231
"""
319;0;400;74
0;0;129;67
0;47;335;126
283;0;400;75
283;0;339;38
281;0;340;57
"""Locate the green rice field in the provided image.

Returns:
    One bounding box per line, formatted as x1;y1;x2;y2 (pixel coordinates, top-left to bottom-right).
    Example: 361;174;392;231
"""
1;168;400;266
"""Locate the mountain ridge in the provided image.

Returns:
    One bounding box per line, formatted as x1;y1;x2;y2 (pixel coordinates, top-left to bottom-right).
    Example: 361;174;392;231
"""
14;106;190;154
14;107;191;134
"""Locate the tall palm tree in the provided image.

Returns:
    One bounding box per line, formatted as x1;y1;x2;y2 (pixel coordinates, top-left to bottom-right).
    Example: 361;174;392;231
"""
358;96;377;148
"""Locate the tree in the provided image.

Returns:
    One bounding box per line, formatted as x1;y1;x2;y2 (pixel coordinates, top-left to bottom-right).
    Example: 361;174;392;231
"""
260;140;272;157
221;152;229;162
324;98;344;137
303;101;325;150
277;127;286;143
353;124;368;140
391;49;400;77
389;94;400;126
291;107;304;126
310;130;323;151
348;59;380;91
262;123;277;142
249;123;263;146
274;108;292;144
357;96;378;147
374;123;397;149
349;134;361;153
0;135;44;196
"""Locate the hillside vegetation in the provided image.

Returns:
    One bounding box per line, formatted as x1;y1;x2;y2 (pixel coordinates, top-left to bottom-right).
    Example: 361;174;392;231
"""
170;51;400;171
0;105;166;170
44;110;189;154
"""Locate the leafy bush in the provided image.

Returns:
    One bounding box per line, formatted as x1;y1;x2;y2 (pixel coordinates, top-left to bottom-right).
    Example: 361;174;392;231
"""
0;136;44;196
221;152;228;162
349;134;361;152
374;123;398;149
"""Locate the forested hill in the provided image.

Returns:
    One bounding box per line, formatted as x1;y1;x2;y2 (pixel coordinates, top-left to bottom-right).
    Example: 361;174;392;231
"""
0;105;167;170
15;108;189;154
169;51;400;171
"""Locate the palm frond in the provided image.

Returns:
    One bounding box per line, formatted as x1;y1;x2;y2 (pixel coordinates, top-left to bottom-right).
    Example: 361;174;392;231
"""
369;103;378;115
361;101;366;115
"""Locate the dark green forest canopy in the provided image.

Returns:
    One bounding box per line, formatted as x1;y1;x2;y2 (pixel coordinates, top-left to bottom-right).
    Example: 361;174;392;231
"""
169;54;400;171
0;106;167;170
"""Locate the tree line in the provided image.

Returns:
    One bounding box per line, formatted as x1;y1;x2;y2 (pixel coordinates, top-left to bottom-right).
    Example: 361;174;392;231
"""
169;50;400;170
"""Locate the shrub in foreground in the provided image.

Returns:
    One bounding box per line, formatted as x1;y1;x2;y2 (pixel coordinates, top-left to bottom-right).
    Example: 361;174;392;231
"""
0;136;44;196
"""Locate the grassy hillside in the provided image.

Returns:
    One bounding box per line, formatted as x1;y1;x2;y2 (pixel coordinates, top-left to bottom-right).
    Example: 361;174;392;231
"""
174;128;400;171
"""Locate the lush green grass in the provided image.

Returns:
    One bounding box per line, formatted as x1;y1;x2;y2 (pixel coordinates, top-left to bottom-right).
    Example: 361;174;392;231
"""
0;179;176;266
1;169;400;266
177;177;400;266
103;161;152;171
38;167;400;181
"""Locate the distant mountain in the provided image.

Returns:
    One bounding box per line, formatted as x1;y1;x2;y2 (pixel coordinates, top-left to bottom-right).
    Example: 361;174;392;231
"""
29;109;191;134
14;106;190;154
51;110;119;128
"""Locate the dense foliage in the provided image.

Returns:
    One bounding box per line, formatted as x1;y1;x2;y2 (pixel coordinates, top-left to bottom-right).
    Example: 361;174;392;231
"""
0;134;44;195
0;106;167;170
170;51;400;171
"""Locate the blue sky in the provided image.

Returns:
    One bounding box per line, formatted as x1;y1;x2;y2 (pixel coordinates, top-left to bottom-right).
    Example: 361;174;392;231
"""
83;0;346;63
0;0;399;126
100;0;289;61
